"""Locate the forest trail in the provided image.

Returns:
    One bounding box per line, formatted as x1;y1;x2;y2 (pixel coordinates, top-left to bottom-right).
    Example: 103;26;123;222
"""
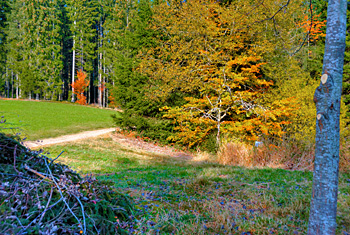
24;128;116;148
24;128;193;159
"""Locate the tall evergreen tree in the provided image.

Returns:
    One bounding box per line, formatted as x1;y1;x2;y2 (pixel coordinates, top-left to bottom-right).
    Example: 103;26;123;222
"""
66;0;97;103
103;0;158;114
5;0;26;99
0;0;10;97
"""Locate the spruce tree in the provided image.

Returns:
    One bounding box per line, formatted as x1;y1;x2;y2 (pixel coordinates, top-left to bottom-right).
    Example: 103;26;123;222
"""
103;0;158;114
5;0;26;99
0;0;10;97
66;0;97;103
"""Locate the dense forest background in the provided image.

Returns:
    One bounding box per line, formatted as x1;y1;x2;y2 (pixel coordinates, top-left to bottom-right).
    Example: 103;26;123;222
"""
0;0;350;152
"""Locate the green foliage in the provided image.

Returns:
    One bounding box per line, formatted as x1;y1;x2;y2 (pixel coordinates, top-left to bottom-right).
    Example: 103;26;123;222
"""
342;8;350;119
103;0;160;115
4;0;64;100
112;111;175;145
66;0;97;74
0;0;10;74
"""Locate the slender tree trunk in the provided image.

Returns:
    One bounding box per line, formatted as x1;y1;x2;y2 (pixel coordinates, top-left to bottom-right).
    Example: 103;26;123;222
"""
71;18;76;103
98;57;102;106
5;67;9;98
103;54;106;107
80;31;83;71
98;19;103;107
307;1;347;234
16;74;19;99
11;71;14;99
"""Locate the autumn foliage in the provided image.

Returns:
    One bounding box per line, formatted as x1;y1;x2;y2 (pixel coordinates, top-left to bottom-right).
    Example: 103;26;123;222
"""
297;5;326;43
71;70;89;105
139;0;300;148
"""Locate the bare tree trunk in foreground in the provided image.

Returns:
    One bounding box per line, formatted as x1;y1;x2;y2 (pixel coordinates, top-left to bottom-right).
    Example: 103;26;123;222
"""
308;0;347;234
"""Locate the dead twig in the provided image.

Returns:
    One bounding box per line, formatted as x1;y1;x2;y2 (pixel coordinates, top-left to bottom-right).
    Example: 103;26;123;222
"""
37;188;54;225
13;145;20;174
24;164;52;182
44;159;84;234
72;194;87;235
18;197;64;234
50;151;64;165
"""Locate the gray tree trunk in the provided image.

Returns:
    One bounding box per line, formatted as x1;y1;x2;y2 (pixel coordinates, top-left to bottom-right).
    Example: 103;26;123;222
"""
16;74;19;99
307;0;347;234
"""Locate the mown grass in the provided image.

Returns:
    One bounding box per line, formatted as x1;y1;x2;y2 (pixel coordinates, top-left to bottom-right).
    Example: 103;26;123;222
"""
44;136;350;235
0;99;119;140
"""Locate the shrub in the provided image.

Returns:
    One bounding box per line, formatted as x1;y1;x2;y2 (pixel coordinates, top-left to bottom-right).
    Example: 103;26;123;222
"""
112;112;175;145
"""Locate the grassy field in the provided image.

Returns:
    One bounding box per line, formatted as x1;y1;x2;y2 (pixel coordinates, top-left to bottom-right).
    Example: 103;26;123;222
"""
44;136;350;235
0;99;119;140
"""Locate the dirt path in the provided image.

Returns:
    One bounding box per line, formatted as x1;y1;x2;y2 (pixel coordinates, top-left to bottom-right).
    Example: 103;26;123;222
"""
110;133;193;159
24;128;193;159
24;128;116;148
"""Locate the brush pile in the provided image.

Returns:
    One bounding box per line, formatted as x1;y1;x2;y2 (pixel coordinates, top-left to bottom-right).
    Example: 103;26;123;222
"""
0;133;134;234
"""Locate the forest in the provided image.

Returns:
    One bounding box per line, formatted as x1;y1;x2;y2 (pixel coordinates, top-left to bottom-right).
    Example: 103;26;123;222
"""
0;0;350;153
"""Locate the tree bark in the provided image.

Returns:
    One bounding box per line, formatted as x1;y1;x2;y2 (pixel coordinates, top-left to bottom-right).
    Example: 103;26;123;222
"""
307;0;347;234
16;74;19;99
98;19;103;107
71;18;76;103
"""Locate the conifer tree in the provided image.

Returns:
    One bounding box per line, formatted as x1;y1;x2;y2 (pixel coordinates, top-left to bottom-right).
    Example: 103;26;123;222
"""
103;0;156;113
66;0;97;102
0;0;10;97
5;0;26;99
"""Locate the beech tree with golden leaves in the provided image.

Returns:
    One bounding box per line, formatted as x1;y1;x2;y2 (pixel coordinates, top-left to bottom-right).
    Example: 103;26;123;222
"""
139;0;302;148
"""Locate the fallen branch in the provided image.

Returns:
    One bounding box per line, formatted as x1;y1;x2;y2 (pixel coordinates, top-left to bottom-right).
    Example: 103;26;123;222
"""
13;145;20;174
24;164;52;182
44;158;85;234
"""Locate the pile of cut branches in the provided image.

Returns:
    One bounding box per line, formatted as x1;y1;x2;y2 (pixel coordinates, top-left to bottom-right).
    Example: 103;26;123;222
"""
0;133;134;234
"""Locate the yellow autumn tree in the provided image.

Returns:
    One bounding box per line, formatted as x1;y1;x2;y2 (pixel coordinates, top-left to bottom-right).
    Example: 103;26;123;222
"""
139;0;303;148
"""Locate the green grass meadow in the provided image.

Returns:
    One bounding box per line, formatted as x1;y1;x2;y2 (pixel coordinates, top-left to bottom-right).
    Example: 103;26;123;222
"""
44;137;350;235
0;99;120;140
1;99;349;234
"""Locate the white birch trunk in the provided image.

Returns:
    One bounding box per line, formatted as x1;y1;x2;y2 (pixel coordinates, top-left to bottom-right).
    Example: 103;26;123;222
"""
16;74;19;99
71;19;76;103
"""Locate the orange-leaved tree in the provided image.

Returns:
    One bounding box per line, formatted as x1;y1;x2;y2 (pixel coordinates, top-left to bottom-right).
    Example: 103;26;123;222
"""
139;0;299;148
71;70;90;105
297;5;326;45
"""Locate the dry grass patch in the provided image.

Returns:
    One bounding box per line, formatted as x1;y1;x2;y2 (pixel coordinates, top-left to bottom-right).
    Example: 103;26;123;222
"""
218;140;316;171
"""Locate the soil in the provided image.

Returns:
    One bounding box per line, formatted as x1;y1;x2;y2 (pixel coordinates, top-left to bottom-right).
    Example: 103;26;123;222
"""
24;128;116;148
24;128;193;159
110;132;193;159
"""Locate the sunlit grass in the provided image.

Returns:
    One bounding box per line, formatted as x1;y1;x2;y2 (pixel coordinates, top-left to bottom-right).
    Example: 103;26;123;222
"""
0;99;120;140
43;137;350;234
